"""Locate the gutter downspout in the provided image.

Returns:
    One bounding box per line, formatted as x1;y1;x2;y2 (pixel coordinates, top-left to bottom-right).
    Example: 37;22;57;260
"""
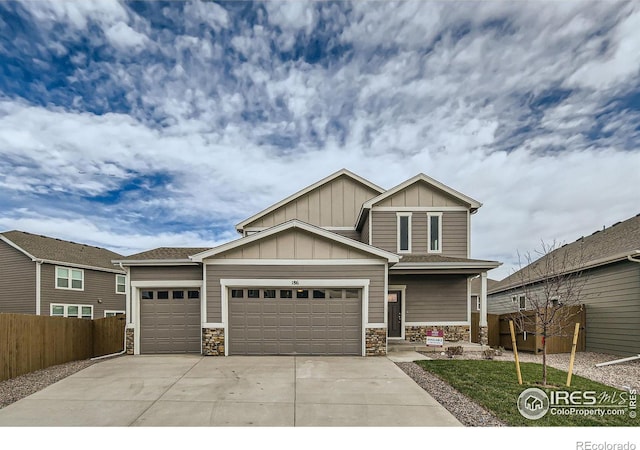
34;259;43;315
91;263;129;361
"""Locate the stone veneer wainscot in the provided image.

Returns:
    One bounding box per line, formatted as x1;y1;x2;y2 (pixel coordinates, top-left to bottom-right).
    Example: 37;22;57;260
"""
202;327;225;356
365;327;387;356
405;325;471;343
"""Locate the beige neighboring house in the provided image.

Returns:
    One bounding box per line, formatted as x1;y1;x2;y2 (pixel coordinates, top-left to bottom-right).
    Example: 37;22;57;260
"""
488;213;640;356
0;231;126;319
115;169;500;357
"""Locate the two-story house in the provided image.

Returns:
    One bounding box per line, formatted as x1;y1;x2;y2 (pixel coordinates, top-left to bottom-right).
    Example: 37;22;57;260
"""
0;231;127;318
114;169;500;356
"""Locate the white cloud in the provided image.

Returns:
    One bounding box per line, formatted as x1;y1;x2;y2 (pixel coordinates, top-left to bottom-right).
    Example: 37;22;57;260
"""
104;21;149;52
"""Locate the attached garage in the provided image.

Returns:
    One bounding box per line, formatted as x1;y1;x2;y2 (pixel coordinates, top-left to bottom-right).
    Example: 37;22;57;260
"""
139;288;201;354
228;287;362;355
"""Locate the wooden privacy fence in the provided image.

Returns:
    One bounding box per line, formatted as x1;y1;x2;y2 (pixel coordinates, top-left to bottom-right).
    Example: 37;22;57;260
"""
0;314;126;382
471;312;500;347
497;306;586;354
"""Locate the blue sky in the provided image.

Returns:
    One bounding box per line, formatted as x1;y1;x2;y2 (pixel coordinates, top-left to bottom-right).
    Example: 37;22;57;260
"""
1;1;639;279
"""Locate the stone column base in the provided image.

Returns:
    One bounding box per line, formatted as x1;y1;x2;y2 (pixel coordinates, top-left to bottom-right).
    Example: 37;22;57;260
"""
479;325;488;345
405;325;471;343
365;328;387;356
125;328;134;355
202;328;225;356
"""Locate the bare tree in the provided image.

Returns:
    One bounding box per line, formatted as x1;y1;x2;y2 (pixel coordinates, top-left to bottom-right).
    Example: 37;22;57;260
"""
513;240;588;386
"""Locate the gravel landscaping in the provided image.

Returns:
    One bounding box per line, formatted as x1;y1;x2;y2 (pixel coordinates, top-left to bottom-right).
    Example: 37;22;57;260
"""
397;350;639;426
0;359;96;409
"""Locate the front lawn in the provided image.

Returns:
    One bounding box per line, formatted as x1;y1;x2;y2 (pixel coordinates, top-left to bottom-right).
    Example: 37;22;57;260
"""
415;360;637;426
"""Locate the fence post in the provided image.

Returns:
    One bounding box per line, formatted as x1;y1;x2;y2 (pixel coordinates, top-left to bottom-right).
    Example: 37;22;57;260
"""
566;322;581;387
509;320;523;385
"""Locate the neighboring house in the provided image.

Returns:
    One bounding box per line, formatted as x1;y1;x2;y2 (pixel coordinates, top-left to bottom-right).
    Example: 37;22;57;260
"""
114;169;501;356
488;214;640;356
470;276;498;312
0;231;126;319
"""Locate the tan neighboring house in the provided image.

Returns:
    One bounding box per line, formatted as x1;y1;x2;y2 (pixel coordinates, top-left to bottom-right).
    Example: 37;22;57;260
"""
0;231;126;319
114;169;501;356
488;213;640;356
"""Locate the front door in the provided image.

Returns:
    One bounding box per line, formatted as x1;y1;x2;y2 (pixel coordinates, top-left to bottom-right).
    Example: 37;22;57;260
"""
387;291;402;338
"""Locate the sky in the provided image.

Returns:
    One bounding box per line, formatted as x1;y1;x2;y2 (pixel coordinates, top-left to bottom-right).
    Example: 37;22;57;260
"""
0;0;639;280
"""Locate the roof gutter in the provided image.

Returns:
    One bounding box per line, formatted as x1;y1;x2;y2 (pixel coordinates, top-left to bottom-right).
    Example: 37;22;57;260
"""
113;259;199;266
628;250;640;264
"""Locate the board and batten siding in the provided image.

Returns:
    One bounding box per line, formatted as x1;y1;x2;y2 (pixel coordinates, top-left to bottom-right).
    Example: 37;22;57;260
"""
40;264;125;319
390;275;468;322
244;175;379;229
329;229;361;242
488;260;640;356
217;229;370;260
206;265;386;324
0;240;36;314
129;265;203;281
376;181;469;208
371;210;468;257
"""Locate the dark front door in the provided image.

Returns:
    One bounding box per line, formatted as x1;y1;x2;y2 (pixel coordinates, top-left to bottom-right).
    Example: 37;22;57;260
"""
387;291;402;338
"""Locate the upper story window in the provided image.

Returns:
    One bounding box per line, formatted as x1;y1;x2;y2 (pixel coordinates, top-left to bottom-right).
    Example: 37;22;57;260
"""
56;266;84;291
115;274;126;294
512;295;526;311
427;212;442;253
396;213;412;253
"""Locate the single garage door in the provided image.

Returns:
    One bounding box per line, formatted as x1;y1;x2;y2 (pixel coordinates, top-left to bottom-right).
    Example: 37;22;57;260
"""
140;288;201;354
229;287;362;355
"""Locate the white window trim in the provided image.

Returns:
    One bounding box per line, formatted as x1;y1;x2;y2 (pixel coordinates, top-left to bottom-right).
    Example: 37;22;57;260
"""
50;303;93;319
396;212;412;254
55;265;84;291
104;310;125;317
474;295;481;311
512;295;526;311
427;212;443;254
115;274;126;295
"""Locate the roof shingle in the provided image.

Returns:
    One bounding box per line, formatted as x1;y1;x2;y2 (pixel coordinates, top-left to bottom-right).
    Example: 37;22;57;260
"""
1;230;124;271
119;247;211;261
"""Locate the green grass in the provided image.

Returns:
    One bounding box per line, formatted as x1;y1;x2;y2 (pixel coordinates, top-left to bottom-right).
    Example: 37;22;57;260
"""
415;360;637;426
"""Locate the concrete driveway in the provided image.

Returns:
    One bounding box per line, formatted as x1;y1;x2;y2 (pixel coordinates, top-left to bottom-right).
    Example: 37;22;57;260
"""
0;355;460;426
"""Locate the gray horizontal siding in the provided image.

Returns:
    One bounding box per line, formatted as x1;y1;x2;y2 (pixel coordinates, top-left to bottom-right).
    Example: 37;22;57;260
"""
391;275;468;322
0;240;36;314
442;211;468;258
130;265;203;281
40;264;125;319
488;260;640;356
206;264;385;324
371;211;397;253
371;210;468;257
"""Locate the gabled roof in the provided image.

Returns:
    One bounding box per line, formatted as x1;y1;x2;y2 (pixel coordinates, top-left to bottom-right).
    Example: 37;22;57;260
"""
192;219;400;263
235;169;385;233
490;213;640;294
365;173;482;209
0;230;124;273
114;247;211;265
356;173;482;228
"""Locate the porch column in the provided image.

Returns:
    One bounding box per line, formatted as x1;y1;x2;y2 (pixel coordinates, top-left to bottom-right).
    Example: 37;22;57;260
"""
480;271;488;345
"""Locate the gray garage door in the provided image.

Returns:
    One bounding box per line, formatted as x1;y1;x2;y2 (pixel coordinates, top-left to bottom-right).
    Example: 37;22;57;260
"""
229;287;362;355
140;288;201;354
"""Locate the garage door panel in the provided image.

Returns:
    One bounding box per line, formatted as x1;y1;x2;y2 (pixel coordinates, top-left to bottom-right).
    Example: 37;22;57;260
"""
140;288;201;354
229;286;362;356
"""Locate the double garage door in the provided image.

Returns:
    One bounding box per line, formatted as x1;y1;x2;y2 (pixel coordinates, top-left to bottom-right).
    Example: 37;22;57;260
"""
139;285;363;355
228;286;362;356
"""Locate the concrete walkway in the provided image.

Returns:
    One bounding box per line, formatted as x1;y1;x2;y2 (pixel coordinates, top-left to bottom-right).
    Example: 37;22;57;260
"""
0;355;460;427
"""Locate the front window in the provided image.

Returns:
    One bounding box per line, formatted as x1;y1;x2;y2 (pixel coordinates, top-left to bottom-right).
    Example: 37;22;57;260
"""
397;213;412;253
116;274;126;294
512;295;526;311
56;266;84;291
50;303;93;319
427;213;442;253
